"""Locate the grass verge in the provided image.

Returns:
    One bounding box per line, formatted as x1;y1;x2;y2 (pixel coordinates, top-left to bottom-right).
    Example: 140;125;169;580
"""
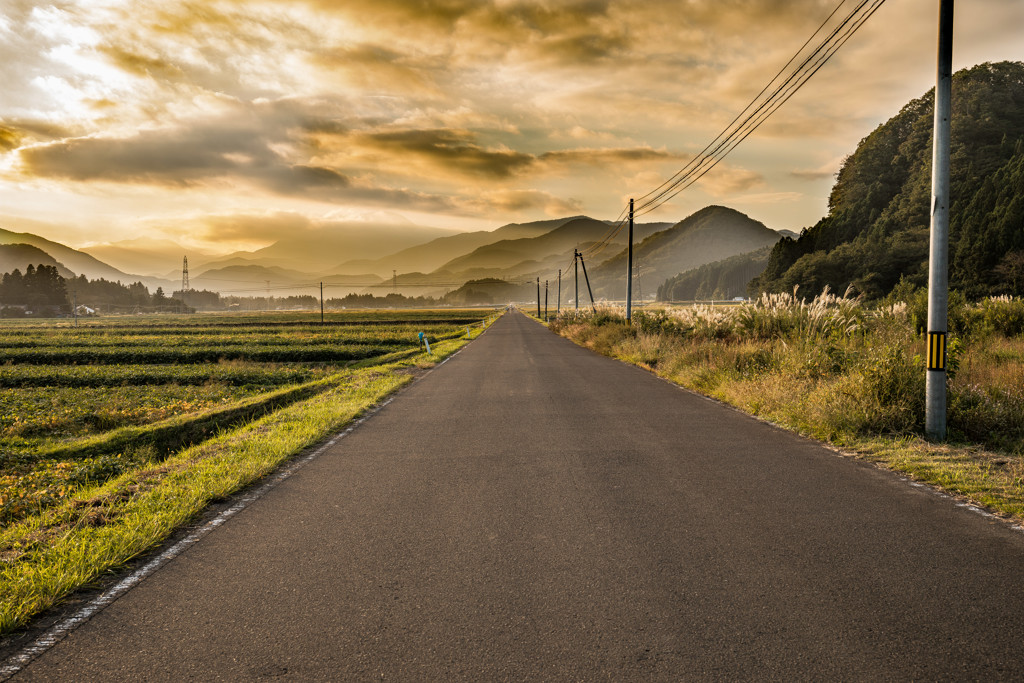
0;336;475;634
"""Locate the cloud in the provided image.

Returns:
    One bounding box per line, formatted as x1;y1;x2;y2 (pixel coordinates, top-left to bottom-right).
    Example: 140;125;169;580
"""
733;191;803;204
790;156;845;182
0;126;22;152
357;129;535;179
540;147;685;167
18;124;278;185
4;0;1023;238
463;189;583;216
194;212;315;243
695;165;765;196
309;44;444;98
97;45;188;82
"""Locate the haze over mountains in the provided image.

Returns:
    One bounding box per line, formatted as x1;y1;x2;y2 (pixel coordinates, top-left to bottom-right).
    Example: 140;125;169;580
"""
2;208;788;303
587;207;780;298
1;227;156;285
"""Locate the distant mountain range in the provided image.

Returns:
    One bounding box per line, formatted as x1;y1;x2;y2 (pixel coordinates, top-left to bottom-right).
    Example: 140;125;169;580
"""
2;206;794;304
331;216;581;277
0;243;75;279
1;227;172;288
81;237;208;278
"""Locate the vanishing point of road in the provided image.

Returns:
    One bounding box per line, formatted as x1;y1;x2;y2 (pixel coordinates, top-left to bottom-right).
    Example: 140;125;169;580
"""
10;311;1024;680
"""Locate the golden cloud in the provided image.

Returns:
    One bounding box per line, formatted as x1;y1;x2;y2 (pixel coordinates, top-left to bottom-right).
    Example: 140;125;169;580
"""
0;125;22;152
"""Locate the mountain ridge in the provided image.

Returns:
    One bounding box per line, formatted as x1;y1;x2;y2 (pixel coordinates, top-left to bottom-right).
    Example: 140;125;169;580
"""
589;206;780;297
753;61;1024;299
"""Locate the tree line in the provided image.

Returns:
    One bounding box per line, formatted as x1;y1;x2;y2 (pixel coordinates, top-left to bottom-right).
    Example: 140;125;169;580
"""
0;265;190;317
0;264;488;316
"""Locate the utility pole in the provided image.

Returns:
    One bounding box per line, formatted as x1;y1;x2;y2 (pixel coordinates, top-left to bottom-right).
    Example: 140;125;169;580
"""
574;249;579;311
626;198;634;321
557;269;561;316
544;280;548;321
265;280;270;312
320;282;324;324
393;270;397;293
579;252;597;313
536;277;541;318
926;0;953;441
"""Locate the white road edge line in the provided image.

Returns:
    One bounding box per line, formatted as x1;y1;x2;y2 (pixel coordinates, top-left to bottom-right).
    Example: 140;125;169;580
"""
0;340;476;681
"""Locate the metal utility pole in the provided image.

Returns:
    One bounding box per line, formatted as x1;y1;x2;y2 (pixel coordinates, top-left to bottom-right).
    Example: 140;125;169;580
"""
320;282;324;324
557;269;561;315
579;253;597;313
536;277;541;318
544;280;548;321
574;249;579;311
626;198;634;321
265;280;270;312
393;270;397;293
926;0;953;441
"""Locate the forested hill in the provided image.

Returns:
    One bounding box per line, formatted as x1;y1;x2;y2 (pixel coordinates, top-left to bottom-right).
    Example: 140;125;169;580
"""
752;61;1024;299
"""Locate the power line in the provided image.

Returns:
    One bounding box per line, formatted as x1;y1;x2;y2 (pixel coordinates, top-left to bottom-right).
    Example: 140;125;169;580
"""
631;0;858;210
631;0;887;219
536;0;887;293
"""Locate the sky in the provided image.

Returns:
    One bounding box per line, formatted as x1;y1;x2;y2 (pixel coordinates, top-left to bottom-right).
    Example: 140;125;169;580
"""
1;0;1023;256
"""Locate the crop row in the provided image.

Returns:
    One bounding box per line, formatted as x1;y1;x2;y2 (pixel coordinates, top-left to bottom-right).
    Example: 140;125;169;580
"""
0;377;339;524
1;384;264;442
0;311;491;334
0;325;468;347
0;344;410;365
0;334;420;349
0;363;327;388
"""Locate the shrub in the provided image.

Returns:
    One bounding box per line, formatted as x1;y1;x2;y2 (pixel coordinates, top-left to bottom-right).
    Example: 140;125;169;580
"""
978;296;1024;337
855;343;925;434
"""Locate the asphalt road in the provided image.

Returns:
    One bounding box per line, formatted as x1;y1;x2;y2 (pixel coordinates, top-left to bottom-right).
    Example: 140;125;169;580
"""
12;310;1024;680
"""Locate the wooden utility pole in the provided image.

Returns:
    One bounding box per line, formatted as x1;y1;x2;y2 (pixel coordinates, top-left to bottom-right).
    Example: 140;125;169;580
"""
536;277;541;318
626;198;634;321
574;249;579;311
579;253;596;313
926;0;953;440
320;282;324;324
544;280;548;321
557;269;561;316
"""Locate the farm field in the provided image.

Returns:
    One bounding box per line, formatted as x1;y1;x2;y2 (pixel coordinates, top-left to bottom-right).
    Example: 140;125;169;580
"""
0;309;496;632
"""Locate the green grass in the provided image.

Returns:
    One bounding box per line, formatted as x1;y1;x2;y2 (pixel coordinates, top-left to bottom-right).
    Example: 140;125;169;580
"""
0;309;497;633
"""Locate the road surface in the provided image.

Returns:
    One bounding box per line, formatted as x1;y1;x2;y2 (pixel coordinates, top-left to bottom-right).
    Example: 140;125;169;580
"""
10;310;1024;680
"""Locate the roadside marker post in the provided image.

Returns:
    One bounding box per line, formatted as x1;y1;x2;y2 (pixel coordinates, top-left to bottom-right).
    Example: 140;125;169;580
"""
418;331;431;354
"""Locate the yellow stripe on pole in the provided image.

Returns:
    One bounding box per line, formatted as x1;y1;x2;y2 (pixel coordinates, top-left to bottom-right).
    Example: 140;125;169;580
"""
927;332;946;371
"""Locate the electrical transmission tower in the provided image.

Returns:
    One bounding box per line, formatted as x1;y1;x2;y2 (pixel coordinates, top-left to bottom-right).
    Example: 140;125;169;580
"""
181;256;189;313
